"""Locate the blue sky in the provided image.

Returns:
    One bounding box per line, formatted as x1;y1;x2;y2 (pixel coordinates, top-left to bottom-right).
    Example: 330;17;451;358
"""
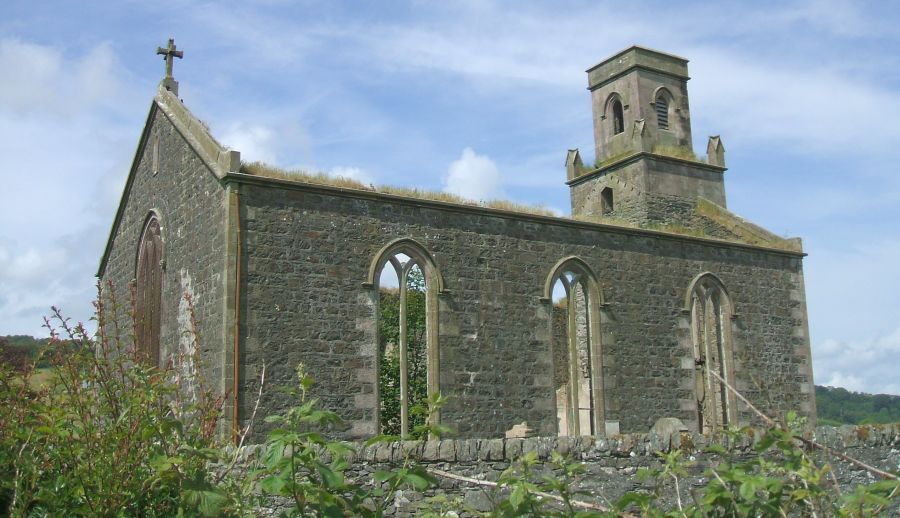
1;0;898;394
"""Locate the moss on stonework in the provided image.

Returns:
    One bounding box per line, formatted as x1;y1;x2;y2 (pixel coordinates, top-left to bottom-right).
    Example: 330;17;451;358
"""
239;161;557;217
651;145;704;163
240;162;801;252
588;146;707;173
592;151;639;170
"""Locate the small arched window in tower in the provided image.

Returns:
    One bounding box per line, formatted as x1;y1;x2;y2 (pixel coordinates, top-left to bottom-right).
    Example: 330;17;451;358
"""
656;95;670;130
612;99;625;135
135;214;163;366
600;187;614;215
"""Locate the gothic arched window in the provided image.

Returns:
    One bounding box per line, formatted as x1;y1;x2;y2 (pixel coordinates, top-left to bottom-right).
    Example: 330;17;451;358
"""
687;273;737;433
545;257;604;436
135;214;163;366
611;99;625;135
370;239;441;436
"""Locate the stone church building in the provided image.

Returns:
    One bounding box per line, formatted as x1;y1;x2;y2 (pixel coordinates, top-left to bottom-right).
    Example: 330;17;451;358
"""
98;43;816;440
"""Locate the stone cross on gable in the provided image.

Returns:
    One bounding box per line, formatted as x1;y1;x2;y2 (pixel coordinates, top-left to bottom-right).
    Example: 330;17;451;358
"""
156;38;183;95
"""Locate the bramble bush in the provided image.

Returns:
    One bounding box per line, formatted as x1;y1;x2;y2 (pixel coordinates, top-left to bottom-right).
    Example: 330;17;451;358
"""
0;287;230;516
1;285;897;516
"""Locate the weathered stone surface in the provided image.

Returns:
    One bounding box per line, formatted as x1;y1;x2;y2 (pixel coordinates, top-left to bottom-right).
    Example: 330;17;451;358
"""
99;99;228;404
236;178;814;439
100;47;816;446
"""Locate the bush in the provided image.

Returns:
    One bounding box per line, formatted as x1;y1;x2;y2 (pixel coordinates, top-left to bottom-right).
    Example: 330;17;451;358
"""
0;287;229;516
2;284;896;516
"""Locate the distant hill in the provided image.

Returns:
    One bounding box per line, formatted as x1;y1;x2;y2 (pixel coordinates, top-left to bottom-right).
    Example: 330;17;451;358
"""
815;385;900;425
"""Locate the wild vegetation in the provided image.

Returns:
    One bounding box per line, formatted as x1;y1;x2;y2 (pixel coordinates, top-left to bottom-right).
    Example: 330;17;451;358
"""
1;289;898;516
377;267;429;435
239;161;556;217
816;385;900;426
0;336;50;370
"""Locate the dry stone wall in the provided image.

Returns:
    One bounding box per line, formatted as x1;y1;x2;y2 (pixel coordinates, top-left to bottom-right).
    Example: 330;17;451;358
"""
234;178;814;441
256;424;900;516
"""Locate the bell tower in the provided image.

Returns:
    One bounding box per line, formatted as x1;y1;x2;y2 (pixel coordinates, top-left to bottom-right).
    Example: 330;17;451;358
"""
567;46;727;224
589;45;693;162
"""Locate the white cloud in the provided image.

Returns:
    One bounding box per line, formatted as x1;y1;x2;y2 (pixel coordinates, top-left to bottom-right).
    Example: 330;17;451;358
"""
443;147;504;201
806;238;900;345
219;119;314;166
0;235;100;337
220;122;279;163
687;49;900;155
0;245;66;283
814;327;900;395
0;38;139;336
0;38;128;117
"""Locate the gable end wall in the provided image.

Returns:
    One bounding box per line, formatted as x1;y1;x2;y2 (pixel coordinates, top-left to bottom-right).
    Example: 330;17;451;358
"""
100;107;229;395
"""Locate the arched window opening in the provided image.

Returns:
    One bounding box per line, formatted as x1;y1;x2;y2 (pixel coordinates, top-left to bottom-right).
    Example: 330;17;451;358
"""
547;259;603;436
689;274;736;433
135;215;163;366
656;95;670;130
373;243;439;436
600;187;614;215
612;99;625;135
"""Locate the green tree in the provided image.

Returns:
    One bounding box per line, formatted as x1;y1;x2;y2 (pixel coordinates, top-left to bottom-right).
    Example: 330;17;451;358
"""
377;266;428;436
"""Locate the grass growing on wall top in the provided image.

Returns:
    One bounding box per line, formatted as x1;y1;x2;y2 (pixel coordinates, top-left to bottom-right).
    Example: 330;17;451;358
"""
241;161;801;251
239;161;557;217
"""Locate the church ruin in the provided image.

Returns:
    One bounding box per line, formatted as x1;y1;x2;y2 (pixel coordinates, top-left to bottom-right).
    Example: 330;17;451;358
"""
98;43;816;439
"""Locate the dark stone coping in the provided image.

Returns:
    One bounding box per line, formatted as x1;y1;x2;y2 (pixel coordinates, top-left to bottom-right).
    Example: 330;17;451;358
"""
568;151;727;188
235;424;899;465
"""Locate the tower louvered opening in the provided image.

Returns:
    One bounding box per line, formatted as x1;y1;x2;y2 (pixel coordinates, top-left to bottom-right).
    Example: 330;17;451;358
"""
656;96;669;130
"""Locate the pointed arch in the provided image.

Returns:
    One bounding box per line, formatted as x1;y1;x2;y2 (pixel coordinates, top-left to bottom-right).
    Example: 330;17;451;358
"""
686;272;737;433
366;237;446;293
604;93;626;135
368;237;442;435
651;87;675;130
135;211;164;366
544;256;605;436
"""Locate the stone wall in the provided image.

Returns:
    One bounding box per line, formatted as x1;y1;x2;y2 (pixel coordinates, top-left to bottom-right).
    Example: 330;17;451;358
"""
233;176;814;441
99;103;228;395
257;424;900;516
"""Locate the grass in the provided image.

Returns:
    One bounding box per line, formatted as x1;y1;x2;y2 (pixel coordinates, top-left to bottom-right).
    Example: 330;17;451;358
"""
7;366;55;390
239;161;557;217
241;161;798;250
28;367;54;389
588;145;707;172
651;144;703;162
592;150;638;170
